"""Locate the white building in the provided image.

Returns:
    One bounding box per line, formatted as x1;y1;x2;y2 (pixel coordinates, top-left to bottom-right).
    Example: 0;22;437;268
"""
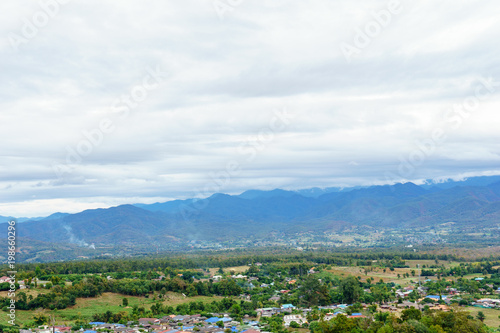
283;315;307;327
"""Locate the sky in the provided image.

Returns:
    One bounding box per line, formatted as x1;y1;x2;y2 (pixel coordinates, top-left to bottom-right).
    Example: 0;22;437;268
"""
1;0;500;217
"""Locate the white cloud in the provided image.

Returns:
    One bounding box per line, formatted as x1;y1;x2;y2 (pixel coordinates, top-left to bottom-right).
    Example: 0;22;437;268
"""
1;0;500;216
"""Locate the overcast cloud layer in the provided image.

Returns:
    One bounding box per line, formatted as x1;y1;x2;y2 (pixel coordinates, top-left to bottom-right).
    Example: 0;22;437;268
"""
1;0;500;216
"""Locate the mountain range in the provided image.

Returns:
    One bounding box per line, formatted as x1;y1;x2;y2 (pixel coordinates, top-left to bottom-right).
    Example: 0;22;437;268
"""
4;176;500;248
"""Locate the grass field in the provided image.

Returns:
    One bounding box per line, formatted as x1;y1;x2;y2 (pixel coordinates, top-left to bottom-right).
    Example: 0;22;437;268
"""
208;265;249;276
326;260;489;287
465;306;500;328
326;266;423;286
0;288;47;299
0;292;225;327
404;260;458;269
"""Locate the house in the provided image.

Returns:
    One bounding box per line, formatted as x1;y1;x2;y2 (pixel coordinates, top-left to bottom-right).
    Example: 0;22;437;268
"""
425;295;447;301
380;304;397;311
50;327;72;332
318;305;337;311
396;290;412;298
257;307;280;317
324;313;341;321
205;317;232;324
397;301;422;309
475;299;500;308
139;318;160;325
241;329;260;333
153;275;166;281
96;324;114;329
245;321;259;327
281;304;296;312
0;276;11;283
348;313;366;319
172;315;185;322
283;314;306;327
160;315;174;323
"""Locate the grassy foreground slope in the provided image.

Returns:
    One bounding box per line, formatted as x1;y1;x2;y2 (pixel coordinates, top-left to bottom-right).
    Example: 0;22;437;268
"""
1;292;224;327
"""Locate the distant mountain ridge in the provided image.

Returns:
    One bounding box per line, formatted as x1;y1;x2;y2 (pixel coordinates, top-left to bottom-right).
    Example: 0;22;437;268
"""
6;175;500;247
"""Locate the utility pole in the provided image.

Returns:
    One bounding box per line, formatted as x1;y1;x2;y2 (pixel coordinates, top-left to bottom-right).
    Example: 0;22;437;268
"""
417;264;421;287
49;314;55;333
417;264;422;311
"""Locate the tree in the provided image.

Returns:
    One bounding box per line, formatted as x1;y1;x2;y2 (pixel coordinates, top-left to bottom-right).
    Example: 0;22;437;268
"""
401;307;422;322
247;265;259;275
370;284;392;305
299;275;330;306
338;276;362;304
122;298;129;307
476;311;485;322
289;321;300;328
374;311;389;323
33;313;48;325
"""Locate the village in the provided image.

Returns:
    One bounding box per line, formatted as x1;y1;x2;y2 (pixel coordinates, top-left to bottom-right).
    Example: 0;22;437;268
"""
8;260;500;333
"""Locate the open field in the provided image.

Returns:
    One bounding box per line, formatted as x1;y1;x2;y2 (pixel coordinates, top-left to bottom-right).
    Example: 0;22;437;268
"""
326;260;491;286
465;306;500;328
425;246;500;260
0;288;47;299
404;260;459;269
0;292;225;327
209;265;249;276
327;266;424;286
